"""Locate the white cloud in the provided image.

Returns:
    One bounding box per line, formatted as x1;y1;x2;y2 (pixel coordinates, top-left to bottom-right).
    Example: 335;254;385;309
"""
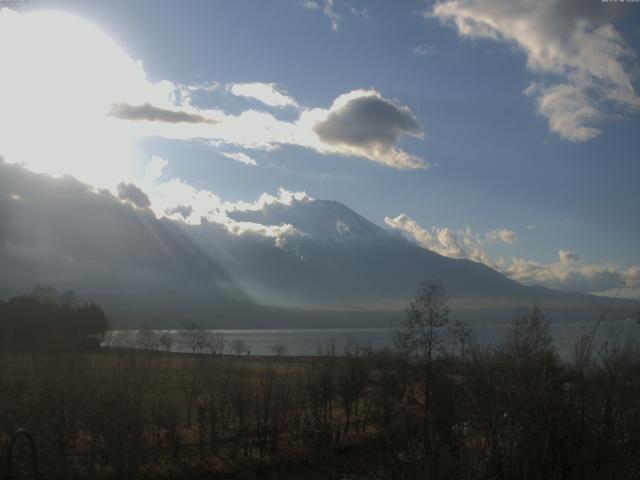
559;249;579;264
502;256;628;293
486;228;518;245
221;151;258;166
305;0;369;31
349;6;369;21
626;266;640;288
336;219;351;235
226;187;313;214
324;0;341;31
430;0;640;141
156;178;306;246
144;155;169;183
413;45;435;56
385;214;487;262
385;215;519;268
525;82;602;142
138;156;310;247
228;82;299;108
386;212;637;292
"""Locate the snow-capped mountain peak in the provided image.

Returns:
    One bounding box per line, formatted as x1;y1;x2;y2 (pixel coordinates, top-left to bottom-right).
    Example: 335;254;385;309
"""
227;199;390;242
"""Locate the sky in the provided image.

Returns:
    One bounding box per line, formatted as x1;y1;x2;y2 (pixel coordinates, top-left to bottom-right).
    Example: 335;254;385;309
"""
1;0;639;295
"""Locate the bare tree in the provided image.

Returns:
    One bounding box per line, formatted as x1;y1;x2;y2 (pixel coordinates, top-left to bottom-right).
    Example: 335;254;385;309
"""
158;332;174;353
179;322;210;354
231;338;248;357
204;331;226;356
337;340;371;436
135;326;161;351
503;305;555;370
59;289;77;307
396;279;451;364
270;343;288;359
450;320;472;361
396;279;451;474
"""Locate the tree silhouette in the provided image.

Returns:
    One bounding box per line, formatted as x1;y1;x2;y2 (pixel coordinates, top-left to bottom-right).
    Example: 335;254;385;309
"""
0;286;109;351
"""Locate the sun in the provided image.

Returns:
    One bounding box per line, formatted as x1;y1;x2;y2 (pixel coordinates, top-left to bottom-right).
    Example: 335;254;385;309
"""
0;8;172;188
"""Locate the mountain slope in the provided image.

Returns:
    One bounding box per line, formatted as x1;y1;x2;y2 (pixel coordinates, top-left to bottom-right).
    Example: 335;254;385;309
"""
221;199;550;304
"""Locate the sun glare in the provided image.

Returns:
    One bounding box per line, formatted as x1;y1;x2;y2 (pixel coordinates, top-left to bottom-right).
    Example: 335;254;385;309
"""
0;9;171;188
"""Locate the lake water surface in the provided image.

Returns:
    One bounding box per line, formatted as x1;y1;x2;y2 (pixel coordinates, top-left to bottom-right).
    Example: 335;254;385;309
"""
104;317;640;359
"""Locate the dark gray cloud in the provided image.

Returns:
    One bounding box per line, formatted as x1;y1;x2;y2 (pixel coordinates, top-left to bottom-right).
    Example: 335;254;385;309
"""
0;161;239;303
117;182;151;209
313;94;423;151
166;205;194;219
109;102;217;124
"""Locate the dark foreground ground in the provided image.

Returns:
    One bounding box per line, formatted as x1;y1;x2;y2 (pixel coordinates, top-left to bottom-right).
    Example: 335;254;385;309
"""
2;315;640;479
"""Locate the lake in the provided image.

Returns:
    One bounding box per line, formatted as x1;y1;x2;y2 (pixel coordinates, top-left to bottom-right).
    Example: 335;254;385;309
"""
104;317;640;359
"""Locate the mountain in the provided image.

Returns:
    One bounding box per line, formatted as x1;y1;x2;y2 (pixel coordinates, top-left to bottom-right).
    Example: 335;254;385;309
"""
192;198;637;324
1;161;636;328
220;199;551;303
